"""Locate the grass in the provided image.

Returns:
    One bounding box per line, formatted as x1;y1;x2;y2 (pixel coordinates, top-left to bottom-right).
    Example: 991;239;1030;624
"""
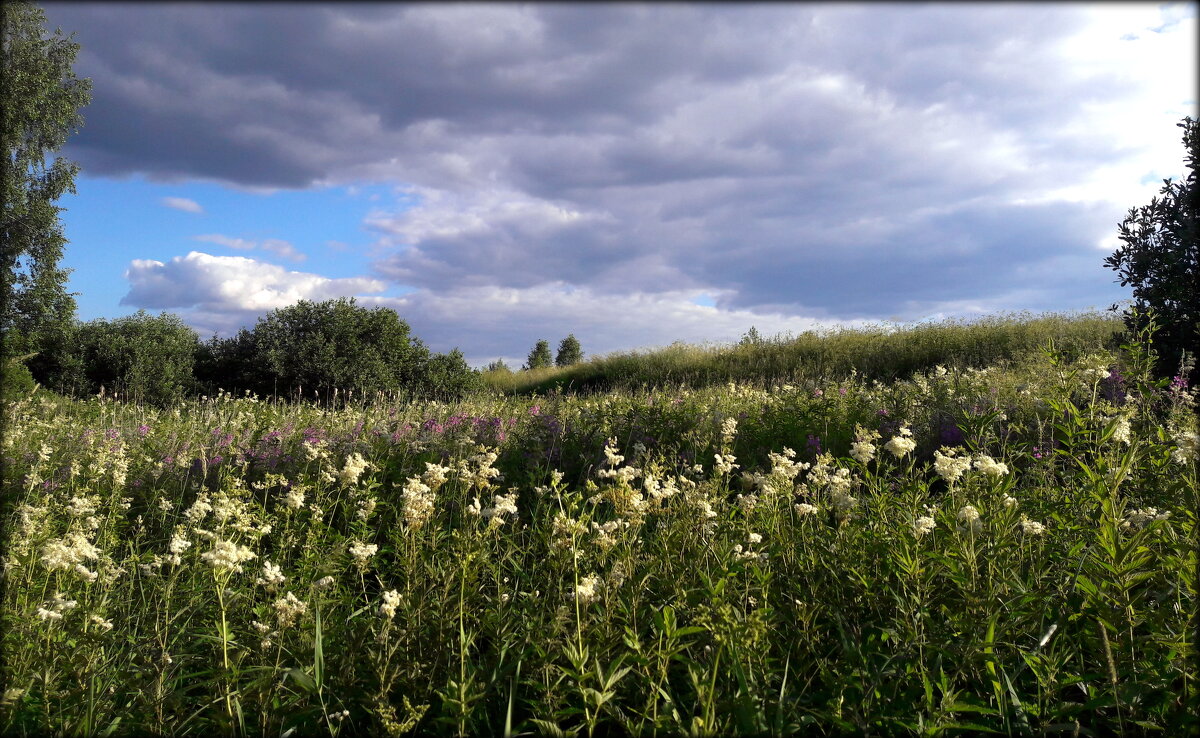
2;312;1197;736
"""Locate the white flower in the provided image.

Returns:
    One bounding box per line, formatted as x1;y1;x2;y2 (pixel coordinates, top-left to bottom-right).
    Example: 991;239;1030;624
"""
714;453;739;475
747;532;763;545
884;427;916;458
849;440;877;464
200;540;257;574
347;541;378;566
89;614;114;632
913;516;936;537
1170;428;1198;464
1121;507;1171;530
933;447;972;486
274;591;308;628
1109;417;1132;446
256;560;287;589
574;574;602;605
400;476;436;529
40;532;100;572
337;453;370;487
482;491;519;525
168;532;192;555
793;503;818;517
283;487;306;510
1002;495;1018;509
379;589;402;619
313;575;336;590
1020;516;1046;536
720;417;738;444
956;505;982;535
973;455;1009;478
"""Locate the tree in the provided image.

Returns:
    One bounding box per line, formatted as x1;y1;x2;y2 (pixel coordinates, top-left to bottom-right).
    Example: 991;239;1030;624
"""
525;339;552;370
1;1;91;368
249;298;430;400
485;358;512;374
555;334;583;366
1105;116;1200;386
62;311;199;406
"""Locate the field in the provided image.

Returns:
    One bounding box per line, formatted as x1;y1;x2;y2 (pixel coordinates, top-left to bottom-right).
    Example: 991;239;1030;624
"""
2;315;1197;736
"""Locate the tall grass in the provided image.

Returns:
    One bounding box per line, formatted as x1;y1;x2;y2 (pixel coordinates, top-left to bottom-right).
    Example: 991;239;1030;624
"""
2;317;1196;736
487;311;1124;395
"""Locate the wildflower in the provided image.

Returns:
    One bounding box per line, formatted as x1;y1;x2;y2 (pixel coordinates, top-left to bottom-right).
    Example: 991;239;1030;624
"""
913;516;936;537
1020;516;1047;536
956;504;982;535
283;487;306;510
1109;416;1132;445
257;560;287;589
41;532;100;572
274;591;308;628
338;453;370;487
720;417;738;445
849;426;879;464
380;589;402;620
200;540;257;574
1170;427;1198;464
884;427;917;458
794;503;818;517
714;453;739;475
89;614;114;632
1121;507;1171;530
36;593;78;623
347;540;378;566
574;574;602;605
481;491;519;525
400;476;436;529
314;575;336;590
973;455;1009;478
747;532;763;545
934;447;972;486
168;532;191;555
1002;495;1018;509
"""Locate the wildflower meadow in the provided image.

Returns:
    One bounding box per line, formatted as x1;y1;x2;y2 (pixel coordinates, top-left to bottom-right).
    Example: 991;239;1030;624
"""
2;321;1197;736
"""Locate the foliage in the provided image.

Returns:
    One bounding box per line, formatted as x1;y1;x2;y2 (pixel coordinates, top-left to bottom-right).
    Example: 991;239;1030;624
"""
422;348;482;401
555;334;583;367
1105;116;1200;386
1;1;91;361
525;339;552;370
1;353;36;402
244;298;431;400
485;358;512;374
50;310;199;405
2;328;1196;736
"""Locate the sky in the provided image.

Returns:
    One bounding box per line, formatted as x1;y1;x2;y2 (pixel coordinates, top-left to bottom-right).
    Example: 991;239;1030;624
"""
39;2;1198;368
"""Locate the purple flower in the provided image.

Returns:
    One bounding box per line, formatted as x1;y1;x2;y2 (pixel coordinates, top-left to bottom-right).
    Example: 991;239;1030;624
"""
530;405;541;416
806;434;822;457
137;424;151;437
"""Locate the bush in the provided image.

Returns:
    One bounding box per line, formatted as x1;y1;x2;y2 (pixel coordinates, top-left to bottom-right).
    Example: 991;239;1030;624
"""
1;354;36;402
59;311;199;405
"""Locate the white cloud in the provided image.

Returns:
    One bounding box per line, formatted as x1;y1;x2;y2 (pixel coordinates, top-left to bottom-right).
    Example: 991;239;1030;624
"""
161;196;204;213
261;238;307;262
121;251;385;317
194;233;255;250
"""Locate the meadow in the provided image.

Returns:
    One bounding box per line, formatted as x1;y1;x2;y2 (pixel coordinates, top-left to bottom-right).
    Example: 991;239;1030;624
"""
2;314;1197;736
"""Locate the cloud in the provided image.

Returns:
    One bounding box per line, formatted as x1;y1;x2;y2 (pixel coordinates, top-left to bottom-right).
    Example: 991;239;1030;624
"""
120;251;385;334
192;233;306;261
161;196;204;213
46;3;1196;353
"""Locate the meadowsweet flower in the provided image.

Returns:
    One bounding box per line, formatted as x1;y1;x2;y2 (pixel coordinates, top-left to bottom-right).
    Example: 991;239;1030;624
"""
200;540;257;574
168;532;191;555
274;591;308;628
913;516;936;537
574;574;602;605
36;593;77;623
41;532;100;572
380;589;402;619
1020;516;1046;536
314;575;336;590
1170;427;1198;464
1002;495;1018;509
973;455;1009;478
481;491;519;525
747;532;763;544
283;487;305;510
794;503;818;516
956;504;982;535
347;540;378;566
257;560;287;589
884;427;917;458
400;476;436;529
714;453;739;475
338;453;370;487
89;614;114;632
720;417;738;445
849;426;880;464
1109;416;1132;445
934;447;972;486
1121;507;1171;530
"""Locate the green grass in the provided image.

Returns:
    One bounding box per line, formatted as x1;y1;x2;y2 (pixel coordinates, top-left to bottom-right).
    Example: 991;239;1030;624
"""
2;314;1196;736
485;310;1124;395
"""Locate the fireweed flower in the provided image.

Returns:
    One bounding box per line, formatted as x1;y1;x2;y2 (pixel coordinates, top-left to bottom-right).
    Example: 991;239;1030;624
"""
913;516;936;537
956;505;982;535
884;427;917;458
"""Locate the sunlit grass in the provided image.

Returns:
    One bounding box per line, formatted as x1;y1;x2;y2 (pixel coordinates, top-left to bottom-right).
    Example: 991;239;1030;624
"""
2;316;1196;736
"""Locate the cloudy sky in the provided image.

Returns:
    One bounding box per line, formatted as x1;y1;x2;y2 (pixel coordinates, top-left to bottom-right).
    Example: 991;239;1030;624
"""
42;2;1197;367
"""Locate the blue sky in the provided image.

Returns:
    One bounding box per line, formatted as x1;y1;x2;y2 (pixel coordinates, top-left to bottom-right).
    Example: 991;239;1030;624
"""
40;2;1199;367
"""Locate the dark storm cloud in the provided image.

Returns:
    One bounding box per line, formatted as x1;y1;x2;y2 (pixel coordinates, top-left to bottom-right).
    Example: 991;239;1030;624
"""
44;2;1193;327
